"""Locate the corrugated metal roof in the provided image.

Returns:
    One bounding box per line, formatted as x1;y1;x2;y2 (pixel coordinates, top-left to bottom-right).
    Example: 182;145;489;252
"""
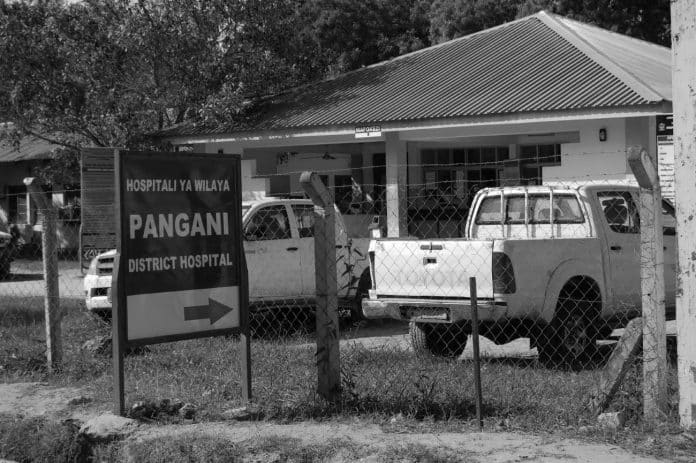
0;136;55;163
158;11;671;138
555;16;671;100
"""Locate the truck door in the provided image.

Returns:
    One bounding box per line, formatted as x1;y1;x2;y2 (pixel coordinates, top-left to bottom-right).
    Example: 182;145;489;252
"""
596;191;641;312
292;204;317;297
243;204;302;299
292;204;353;298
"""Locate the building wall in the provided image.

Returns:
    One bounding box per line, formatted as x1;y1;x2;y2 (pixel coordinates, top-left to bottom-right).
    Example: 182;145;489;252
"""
544;118;635;185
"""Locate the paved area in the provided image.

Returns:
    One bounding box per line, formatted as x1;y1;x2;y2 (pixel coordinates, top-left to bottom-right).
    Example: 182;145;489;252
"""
0;259;84;302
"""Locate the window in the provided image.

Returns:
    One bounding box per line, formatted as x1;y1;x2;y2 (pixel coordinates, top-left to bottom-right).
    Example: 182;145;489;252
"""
7;185;28;224
476;193;584;225
519;144;562;165
597;191;640;234
244;205;291;240
475;196;502;224
292;205;315;238
421;146;509;201
519;144;562;185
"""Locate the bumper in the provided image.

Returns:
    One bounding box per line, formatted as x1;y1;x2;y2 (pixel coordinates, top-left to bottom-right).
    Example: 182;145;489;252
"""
85;293;112;313
362;297;507;323
84;275;113;314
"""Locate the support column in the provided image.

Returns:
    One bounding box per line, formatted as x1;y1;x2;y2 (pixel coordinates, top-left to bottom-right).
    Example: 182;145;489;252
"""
671;0;696;429
385;132;408;237
361;145;374;193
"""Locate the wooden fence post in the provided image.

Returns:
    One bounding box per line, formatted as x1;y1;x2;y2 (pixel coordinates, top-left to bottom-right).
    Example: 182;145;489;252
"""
627;146;667;420
24;177;62;373
671;0;696;429
300;171;340;402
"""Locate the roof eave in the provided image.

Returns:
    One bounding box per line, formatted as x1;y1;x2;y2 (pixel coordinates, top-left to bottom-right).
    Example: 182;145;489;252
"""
163;102;673;146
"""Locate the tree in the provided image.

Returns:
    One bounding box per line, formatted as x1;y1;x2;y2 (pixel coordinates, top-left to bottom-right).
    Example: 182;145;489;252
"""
516;0;671;46
299;0;432;75
0;0;328;150
428;0;523;44
0;0;336;183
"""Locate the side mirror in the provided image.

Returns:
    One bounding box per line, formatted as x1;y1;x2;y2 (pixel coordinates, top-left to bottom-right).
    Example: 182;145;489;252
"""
368;215;382;239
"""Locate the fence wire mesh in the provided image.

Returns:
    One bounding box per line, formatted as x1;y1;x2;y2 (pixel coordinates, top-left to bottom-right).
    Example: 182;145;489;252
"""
0;160;678;425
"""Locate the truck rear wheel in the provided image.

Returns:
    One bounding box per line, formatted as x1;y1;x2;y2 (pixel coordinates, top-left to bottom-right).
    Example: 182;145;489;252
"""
538;278;600;369
409;321;468;358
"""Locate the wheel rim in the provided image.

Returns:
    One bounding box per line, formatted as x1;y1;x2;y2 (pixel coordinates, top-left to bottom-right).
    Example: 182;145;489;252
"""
562;313;590;359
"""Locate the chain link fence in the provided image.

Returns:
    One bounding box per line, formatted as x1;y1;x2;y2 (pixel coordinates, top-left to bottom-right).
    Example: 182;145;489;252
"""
0;158;678;425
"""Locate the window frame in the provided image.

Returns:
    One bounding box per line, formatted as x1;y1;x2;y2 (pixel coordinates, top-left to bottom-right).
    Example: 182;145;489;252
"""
243;204;292;241
474;192;586;225
597;191;640;234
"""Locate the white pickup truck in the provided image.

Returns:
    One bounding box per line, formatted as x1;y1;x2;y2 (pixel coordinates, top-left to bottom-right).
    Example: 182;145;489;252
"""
84;198;371;319
361;184;677;365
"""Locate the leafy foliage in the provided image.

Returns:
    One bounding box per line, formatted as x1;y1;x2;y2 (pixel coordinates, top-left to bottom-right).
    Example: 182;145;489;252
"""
0;0;325;150
516;0;671;46
299;0;432;75
428;0;523;44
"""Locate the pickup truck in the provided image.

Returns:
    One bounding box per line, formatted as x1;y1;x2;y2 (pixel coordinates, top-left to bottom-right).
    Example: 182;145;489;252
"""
361;184;677;366
84;198;371;320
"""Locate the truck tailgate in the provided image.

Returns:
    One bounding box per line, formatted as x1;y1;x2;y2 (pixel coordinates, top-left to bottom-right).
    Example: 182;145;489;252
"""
372;239;494;299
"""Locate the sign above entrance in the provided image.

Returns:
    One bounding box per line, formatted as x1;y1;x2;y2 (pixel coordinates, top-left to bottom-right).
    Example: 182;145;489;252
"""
114;151;246;344
355;125;382;139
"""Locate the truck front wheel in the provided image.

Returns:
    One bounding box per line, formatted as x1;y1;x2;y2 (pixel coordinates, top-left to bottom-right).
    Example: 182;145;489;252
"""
0;260;10;280
350;269;371;322
410;321;468;358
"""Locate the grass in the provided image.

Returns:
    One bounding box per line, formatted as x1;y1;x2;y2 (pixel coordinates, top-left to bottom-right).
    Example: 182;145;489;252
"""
1;297;695;462
0;414;90;462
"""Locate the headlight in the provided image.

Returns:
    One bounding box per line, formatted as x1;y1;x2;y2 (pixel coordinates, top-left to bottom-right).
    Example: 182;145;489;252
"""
87;257;99;275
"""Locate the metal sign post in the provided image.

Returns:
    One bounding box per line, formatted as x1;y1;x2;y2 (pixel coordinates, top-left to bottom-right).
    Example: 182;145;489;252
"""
112;150;250;415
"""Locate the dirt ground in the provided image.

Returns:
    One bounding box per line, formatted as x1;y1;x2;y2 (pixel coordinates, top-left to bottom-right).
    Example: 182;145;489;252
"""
0;381;676;462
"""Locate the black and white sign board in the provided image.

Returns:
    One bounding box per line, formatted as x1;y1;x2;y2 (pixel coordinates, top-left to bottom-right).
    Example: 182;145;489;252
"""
111;150;250;414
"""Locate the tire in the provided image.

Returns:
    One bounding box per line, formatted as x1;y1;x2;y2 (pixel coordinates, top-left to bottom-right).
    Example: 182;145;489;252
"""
0;259;10;280
409;321;468;358
350;269;371;322
538;298;599;370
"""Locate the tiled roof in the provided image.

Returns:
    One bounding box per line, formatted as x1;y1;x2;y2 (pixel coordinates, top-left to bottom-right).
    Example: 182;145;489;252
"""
0;136;55;163
158;11;671;138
